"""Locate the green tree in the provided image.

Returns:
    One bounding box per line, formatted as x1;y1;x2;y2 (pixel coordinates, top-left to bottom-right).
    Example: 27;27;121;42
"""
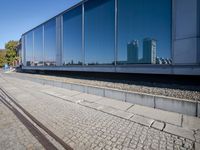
5;40;18;66
0;50;6;67
5;40;18;51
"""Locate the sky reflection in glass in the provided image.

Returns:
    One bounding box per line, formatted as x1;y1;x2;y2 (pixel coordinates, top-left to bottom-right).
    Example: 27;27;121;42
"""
44;19;56;66
63;5;82;66
118;0;172;65
84;0;115;65
33;26;43;66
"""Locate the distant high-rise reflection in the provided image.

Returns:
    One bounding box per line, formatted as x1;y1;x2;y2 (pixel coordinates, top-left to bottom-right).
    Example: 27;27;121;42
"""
127;40;139;64
143;38;157;64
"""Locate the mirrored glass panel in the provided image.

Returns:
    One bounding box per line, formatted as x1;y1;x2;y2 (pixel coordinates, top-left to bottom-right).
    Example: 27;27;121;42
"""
44;19;56;66
33;26;43;66
85;0;115;65
63;5;82;66
117;0;172;65
25;32;33;66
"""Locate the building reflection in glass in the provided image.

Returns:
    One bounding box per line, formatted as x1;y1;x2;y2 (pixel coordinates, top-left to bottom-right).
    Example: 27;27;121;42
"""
142;38;157;64
127;40;139;64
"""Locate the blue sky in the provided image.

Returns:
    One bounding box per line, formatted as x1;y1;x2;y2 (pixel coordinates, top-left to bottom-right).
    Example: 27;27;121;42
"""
0;0;81;49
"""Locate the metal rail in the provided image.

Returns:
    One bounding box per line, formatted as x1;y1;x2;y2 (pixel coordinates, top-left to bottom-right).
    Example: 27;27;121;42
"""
0;87;73;150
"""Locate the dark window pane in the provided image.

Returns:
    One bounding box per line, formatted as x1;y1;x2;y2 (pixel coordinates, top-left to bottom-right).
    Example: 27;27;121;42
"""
33;26;43;66
44;19;56;66
118;0;172;65
85;0;115;65
63;5;82;66
25;32;33;66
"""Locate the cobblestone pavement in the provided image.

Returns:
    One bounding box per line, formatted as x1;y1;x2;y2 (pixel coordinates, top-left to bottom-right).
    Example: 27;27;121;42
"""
0;75;197;150
0;99;44;150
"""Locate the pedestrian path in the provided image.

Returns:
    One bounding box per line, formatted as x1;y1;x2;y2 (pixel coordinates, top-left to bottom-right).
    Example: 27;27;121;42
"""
0;74;200;150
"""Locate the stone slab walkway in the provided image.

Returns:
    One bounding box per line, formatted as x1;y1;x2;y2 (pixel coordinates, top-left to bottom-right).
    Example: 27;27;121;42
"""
0;73;200;150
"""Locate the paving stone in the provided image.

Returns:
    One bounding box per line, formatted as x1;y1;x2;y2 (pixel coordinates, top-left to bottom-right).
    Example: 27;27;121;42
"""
152;121;165;130
0;75;196;150
164;123;195;141
0;100;43;150
183;115;200;130
96;97;133;111
100;106;133;120
79;101;105;110
128;105;182;126
72;93;103;103
130;115;154;127
195;142;200;150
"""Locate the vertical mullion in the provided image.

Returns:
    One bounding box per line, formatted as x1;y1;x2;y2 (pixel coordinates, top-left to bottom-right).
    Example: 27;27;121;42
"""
82;3;85;66
33;32;34;66
114;0;118;67
61;15;64;66
43;25;45;66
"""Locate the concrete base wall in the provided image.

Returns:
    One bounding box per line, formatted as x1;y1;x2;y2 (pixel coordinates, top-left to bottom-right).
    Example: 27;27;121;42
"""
126;92;154;108
22;65;200;75
155;96;197;116
198;102;200;117
8;74;199;117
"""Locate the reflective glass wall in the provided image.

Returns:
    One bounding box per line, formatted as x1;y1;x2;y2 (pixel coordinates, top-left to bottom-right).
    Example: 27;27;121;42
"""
84;0;115;65
44;19;56;66
33;26;43;66
117;0;172;65
23;0;172;68
25;32;33;66
63;5;82;66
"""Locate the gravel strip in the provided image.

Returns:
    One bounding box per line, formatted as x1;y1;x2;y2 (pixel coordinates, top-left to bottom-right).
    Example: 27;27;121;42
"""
10;72;200;101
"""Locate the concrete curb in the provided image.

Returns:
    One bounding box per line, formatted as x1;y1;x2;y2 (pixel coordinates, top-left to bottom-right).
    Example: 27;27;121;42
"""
7;74;200;117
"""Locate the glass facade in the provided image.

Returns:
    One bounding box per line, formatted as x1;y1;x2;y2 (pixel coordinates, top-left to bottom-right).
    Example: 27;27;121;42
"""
25;32;33;66
84;0;115;65
117;0;172;65
44;19;56;66
33;26;43;66
63;6;82;66
22;0;172;68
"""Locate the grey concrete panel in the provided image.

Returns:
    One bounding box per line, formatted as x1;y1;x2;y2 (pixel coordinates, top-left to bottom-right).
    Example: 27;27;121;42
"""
87;86;104;97
164;123;195;141
182;115;200;130
61;82;71;90
126;92;154;108
43;79;53;86
71;84;86;93
128;105;182;126
175;0;198;38
152;121;165;131
101;107;133;120
96;97;133;111
22;65;200;75
72;93;102;103
198;102;200;118
174;38;198;64
155;96;197;116
79;101;105;110
53;81;62;88
172;65;200;75
104;89;125;101
195;143;200;150
130;115;154;127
